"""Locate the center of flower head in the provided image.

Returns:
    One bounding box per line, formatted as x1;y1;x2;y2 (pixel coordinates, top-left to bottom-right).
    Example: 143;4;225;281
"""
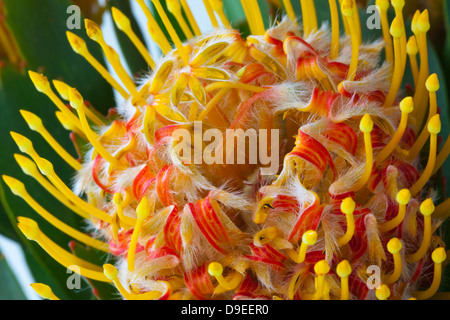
8;0;450;301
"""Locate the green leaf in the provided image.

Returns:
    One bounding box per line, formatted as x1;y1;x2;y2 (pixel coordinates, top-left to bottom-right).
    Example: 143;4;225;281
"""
108;0;150;77
0;249;27;300
0;0;117;299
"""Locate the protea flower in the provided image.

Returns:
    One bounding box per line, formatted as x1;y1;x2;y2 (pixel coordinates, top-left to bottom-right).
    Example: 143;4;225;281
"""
3;0;450;300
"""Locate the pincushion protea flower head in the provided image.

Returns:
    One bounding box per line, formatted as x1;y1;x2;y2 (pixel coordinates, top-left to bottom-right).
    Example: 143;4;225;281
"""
4;0;450;300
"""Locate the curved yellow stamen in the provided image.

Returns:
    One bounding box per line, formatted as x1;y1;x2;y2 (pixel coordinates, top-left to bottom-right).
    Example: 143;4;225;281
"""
407;36;419;86
210;0;231;28
383;17;406;108
353;114;373;192
180;0;201;36
287;230;318;264
410;114;441;197
53;80;105;128
254;227;278;247
208;262;244;292
19;110;82;171
55;111;86;139
3;175;108;252
300;0;312;36
313;260;330;300
434;198;450;220
167;0;194;39
69;88;122;169
282;0;296;23
104;264;169;300
66;31;129;100
111;7;156;69
376;97;413;164
329;0;340;59
384;237;403;284
407;199;434;263
391;0;406;69
413;247;447;300
305;0;318;34
203;0;219;28
13;154;90;220
113;192;137;228
408;73;439;161
151;0;190;65
379;189;411;233
375;0;393;63
375;284;390;300
31;283;60;300
84;19;138;98
337;260;352;300
338;197;356;246
342;0;359;81
17;217;110;282
135;0;172;54
197;88;230;122
29;155;112;224
128;197;151;272
412;10;431;126
28;71;83;131
287;267;309;300
253;196;275;224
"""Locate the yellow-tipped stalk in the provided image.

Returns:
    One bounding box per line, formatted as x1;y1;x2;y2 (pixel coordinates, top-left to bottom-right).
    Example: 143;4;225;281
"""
413;248;447;299
111;7;156;69
412;10;431;125
203;0;219;28
31;283;60;300
282;0;296;23
376;0;393;63
208;262;243;291
383;17;406;108
103;264;167;300
410;114;441;196
407;199;435;263
407;36;419;86
342;0;359;81
151;0;190;65
135;0;172;54
28;71;83;131
127;197;152;271
329;0;340;59
337;260;352;300
19;110;82;171
379;189;411;233
384;237;403;284
17;217;110;282
69;88;122;169
286;230;318;263
376;97;414;164
408;74;439;161
66;31;130;99
353;114;374;191
84;19;138;98
337;197;356;246
13;154;90;220
167;0;194;39
210;0;231;28
313;260;330;300
2;175;108;252
180;0;201;36
376;284;390;300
